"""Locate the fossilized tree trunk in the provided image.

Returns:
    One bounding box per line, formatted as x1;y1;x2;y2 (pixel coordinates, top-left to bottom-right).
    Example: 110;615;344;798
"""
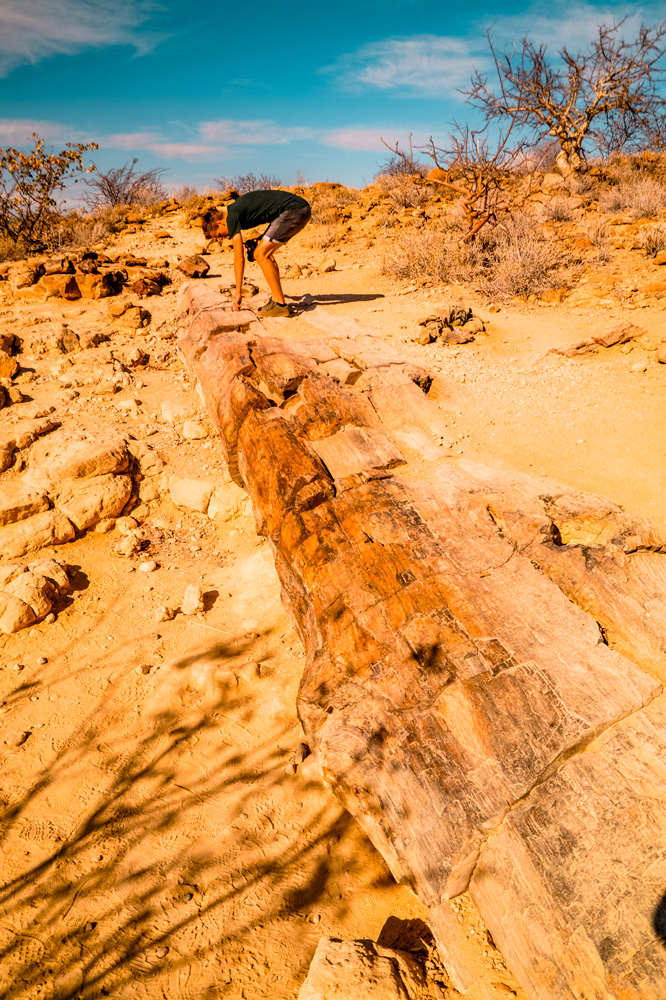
179;285;666;1000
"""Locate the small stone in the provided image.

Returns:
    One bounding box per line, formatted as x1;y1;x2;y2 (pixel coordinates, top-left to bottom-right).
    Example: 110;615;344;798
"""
284;762;297;775
181;583;204;616
94;518;116;533
44;613;56;624
182;420;208;440
139;560;157;572
183;892;193;901
321;258;336;273
155;946;169;959
84;922;97;933
155;605;176;622
37;656;47;664
295;742;310;765
4;730;29;747
488;303;501;313
631;362;647;372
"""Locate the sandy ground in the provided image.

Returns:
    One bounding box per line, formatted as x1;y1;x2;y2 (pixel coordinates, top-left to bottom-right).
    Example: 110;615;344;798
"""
3;204;665;999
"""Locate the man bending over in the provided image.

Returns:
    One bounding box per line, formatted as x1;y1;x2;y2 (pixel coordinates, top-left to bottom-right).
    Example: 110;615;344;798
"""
202;189;311;317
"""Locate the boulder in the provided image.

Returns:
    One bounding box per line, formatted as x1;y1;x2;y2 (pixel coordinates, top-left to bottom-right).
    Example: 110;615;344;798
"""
8;263;44;288
177;255;210;279
207;482;247;522
75;272;114;299
0;416;60;473
169;476;215;513
0;484;49;526
54;473;133;530
130;276;162;296
0;350;18;379
127;439;164;476
298;937;431;1000
26;429;129;486
37;274;81;300
42;256;75;275
0;559;70;632
0;510;75;560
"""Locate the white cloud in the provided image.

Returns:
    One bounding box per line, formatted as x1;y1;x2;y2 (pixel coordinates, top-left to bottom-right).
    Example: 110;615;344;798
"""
107;131;220;159
199;119;315;145
0;118;68;144
0;0;161;76
328;35;480;95
328;3;666;96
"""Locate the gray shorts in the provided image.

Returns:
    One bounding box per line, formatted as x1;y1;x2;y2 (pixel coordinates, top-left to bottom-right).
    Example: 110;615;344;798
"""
262;206;311;245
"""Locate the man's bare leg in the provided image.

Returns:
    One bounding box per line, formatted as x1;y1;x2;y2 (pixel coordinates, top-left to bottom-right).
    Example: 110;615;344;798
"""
254;240;286;304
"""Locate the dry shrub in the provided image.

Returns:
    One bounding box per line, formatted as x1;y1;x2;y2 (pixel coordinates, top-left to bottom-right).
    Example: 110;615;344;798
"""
305;224;341;249
639;223;666;256
383;214;572;299
298;185;359;225
541;195;575;222
374;173;433;211
599;177;666;218
584;220;611;262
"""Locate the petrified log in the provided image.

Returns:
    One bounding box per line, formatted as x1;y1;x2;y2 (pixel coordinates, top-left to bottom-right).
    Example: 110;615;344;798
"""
179;287;666;1000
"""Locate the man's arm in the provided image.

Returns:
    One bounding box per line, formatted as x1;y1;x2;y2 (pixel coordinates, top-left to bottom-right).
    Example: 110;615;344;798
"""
232;233;244;311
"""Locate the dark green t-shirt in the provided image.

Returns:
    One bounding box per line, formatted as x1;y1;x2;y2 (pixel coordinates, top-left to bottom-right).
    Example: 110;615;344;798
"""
226;190;310;239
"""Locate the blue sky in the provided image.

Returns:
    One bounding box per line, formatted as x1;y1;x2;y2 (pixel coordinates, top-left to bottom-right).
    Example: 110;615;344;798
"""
0;0;663;193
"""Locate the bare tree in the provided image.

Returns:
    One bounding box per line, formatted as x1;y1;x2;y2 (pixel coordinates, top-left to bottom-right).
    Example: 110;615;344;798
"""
467;20;666;174
382;122;532;241
84;158;167;208
214;172;282;195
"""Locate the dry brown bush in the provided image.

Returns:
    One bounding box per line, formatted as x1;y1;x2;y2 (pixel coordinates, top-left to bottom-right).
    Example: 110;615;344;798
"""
541;195;576;221
639;223;666;255
599;176;666;217
298;185;359;225
374;174;434;211
383;213;573;299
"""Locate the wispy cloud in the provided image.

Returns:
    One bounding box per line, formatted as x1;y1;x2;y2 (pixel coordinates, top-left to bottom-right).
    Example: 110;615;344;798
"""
327;35;480;95
0;0;162;76
0;118;69;144
199;119;315;145
328;2;666;96
107;131;220;159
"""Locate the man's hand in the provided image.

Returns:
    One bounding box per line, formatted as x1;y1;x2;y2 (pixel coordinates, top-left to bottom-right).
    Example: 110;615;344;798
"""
231;292;242;312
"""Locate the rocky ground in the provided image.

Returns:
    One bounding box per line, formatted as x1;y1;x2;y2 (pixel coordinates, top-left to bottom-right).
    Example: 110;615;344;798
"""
2;178;666;999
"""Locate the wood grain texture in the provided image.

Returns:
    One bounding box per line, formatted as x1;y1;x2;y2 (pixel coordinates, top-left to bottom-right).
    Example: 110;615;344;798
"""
179;286;666;999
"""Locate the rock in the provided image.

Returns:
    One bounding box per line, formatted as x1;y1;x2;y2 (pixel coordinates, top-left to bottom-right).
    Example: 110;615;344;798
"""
654;250;666;265
181;583;204;616
0;595;37;633
130;276;162;297
413;327;436;345
207;482;247;522
298;937;429;1000
112;531;144;558
177;255;210;279
37;274;82;300
139;560;157;572
1;380;23;404
76;272;114;299
155;605;176;622
182;420;208;440
161;399;195;423
0;350;18;379
169;477;215;514
27;429;129;486
631;362;647;373
0;484;49;527
119;305;151;329
0;416;60;473
154;230;171;239
592;323;642;348
42;256;75;275
115;515;139;535
54;474;133;530
4;730;29;747
0;510;76;560
657;344;666;364
127;439;164;477
8;263;44;288
440;327;475;345
321;258;337;273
